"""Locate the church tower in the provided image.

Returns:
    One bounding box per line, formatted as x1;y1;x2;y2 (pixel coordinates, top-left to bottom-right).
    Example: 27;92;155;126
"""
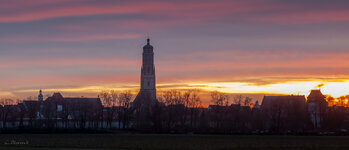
133;38;157;107
132;38;158;128
140;38;156;100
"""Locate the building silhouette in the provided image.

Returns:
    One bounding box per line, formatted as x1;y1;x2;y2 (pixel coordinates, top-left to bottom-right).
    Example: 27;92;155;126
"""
132;38;158;128
307;89;328;129
261;95;308;132
0;91;103;129
133;38;157;104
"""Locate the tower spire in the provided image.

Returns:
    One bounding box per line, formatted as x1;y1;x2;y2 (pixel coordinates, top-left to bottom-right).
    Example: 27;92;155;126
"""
147;38;150;45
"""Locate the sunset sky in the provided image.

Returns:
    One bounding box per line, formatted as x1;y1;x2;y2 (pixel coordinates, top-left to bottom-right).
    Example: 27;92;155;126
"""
1;0;349;103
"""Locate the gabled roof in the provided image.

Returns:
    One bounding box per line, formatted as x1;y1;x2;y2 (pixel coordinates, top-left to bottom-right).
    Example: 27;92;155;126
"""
63;97;102;108
22;100;41;111
52;92;64;99
261;95;306;109
45;93;101;105
43;93;103;113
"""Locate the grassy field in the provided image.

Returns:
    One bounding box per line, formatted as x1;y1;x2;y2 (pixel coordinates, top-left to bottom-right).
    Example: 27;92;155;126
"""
0;134;349;150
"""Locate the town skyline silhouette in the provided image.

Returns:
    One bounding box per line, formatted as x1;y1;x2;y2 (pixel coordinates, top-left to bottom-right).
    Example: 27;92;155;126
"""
1;1;349;149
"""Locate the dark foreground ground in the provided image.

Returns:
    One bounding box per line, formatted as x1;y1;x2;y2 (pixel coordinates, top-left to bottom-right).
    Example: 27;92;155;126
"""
0;134;349;150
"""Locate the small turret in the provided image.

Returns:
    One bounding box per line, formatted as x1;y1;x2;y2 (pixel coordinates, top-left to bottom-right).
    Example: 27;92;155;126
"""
38;89;43;101
143;38;153;49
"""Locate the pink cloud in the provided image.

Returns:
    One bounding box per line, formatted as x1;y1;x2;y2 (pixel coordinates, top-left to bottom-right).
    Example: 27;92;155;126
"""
0;0;76;9
154;49;349;83
0;74;139;88
2;49;349;85
249;10;349;24
0;33;141;43
0;1;278;23
158;50;349;71
0;1;347;25
0;58;139;69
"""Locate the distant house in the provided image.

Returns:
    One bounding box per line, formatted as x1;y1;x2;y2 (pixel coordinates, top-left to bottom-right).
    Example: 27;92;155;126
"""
0;105;21;128
1;91;104;129
261;95;308;132
262;95;307;110
43;92;103;128
21;100;44;126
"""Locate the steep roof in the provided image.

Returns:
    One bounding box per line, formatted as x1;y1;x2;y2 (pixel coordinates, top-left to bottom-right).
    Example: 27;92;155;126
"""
22;100;41;111
307;90;326;103
261;95;306;109
44;93;103;113
63;97;103;108
52;92;64;99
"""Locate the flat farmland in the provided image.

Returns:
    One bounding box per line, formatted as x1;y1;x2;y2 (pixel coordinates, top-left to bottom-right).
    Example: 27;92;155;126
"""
0;134;349;150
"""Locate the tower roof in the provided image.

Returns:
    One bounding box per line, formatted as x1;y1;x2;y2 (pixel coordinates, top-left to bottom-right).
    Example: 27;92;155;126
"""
143;38;153;49
307;90;326;103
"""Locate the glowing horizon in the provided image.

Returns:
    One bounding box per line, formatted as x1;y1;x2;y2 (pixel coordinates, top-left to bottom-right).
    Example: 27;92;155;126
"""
2;79;349;104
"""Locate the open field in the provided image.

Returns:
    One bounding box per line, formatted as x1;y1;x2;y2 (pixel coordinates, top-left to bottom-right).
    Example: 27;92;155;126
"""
0;134;349;150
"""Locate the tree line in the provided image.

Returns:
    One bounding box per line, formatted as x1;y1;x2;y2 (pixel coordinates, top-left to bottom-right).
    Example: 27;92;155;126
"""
0;90;348;134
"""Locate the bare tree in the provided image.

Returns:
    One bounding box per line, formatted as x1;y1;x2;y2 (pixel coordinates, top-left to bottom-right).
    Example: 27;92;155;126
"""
0;98;16;106
160;90;185;131
109;90;118;129
243;96;252;106
188;90;202;129
210;91;230;130
100;90;112;107
233;95;244;105
211;91;229;106
26;96;38;101
118;91;133;128
110;90;119;106
0;98;15;129
99;90;118;128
